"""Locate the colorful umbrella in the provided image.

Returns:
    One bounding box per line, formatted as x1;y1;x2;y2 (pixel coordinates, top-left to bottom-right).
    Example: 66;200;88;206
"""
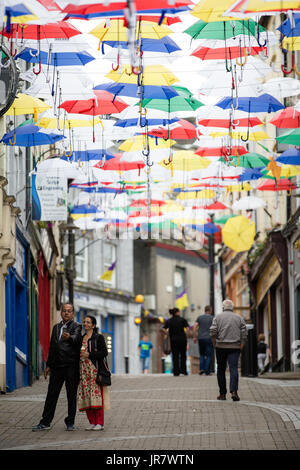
222;215;256;253
15;48;96;67
1;124;65;147
191;44;265;61
141;89;203;113
58;91;129;115
270;107;300;128
148;120;197;140
224;0;300;16
216;94;285;113
94;82;179;100
219;152;269;168
5;93;51;116
276;128;300;146
257;179;297;191
195;146;247;157
232;196;266;210
276;148;300;165
0;21;82;40
184;19;266;41
105;64;178;87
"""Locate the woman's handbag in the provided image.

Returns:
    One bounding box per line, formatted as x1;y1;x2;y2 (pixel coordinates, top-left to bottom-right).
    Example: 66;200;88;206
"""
162;333;171;355
96;357;111;386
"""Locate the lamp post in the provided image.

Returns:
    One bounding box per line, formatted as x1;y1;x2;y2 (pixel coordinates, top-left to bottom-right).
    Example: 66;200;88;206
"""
208;213;215;314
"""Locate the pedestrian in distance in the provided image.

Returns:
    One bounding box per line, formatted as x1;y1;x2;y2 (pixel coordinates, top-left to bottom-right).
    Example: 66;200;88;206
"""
192;305;214;376
138;334;153;374
78;315;111;431
162;307;190;376
257;333;272;374
32;303;82;432
210;299;247;402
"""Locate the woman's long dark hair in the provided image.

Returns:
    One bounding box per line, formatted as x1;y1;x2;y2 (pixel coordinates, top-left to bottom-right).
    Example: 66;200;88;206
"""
169;308;180;316
85;315;99;333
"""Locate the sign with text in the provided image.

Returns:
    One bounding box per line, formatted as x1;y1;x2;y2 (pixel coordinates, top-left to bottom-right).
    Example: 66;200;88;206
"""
31;174;67;221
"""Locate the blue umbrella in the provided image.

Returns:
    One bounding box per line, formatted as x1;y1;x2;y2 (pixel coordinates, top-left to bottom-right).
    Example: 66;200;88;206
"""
1;124;65;147
216;94;284;113
239;168;264;182
70;204;99;217
61;150;115;163
186;223;220;234
114;117;179;128
5;4;32;32
277;13;300;37
102;36;181;54
15;48;95;67
93;82;179;100
81;186;126;194
276;148;300;165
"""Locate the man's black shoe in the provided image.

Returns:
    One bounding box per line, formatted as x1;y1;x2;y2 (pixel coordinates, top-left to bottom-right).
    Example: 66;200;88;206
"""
231;392;240;402
32;423;50;432
217;394;226;400
199;370;205;375
66;424;75;431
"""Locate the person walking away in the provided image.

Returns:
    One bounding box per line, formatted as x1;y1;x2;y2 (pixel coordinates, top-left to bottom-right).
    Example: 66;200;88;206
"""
257;333;272;374
193;305;214;375
210;299;247;402
78;315;111;430
32;303;82;431
138;334;153;374
162;308;190;376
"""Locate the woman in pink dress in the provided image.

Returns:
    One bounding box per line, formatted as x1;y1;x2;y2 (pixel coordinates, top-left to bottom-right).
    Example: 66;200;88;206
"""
78;315;110;430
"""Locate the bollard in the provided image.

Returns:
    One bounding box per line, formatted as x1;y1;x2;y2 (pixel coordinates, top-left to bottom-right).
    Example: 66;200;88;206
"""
124;356;129;374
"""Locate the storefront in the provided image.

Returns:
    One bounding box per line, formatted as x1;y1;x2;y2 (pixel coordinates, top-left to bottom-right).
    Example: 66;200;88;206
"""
5;226;30;391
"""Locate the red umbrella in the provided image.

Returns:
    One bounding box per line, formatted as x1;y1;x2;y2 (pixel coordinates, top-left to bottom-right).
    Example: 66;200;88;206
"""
59;91;129;115
195;146;247;157
0;22;82;39
191;45;265;61
130;199;166;207
113;15;182;25
197;117;263;129
203;202;229;210
257;179;297;191
94;154;145;174
269;107;300;129
148;119;197;140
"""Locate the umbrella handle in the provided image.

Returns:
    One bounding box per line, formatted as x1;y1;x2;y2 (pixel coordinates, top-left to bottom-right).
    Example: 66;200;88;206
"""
293;62;300;77
29;48;39;58
256;24;267;48
281;51;294;75
10;39;17;57
8;133;16;146
236;50;247;67
33;58;41;75
64;147;73;157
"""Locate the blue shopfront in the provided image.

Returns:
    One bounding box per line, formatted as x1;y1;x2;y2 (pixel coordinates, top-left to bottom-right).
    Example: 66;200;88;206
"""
5;227;30;391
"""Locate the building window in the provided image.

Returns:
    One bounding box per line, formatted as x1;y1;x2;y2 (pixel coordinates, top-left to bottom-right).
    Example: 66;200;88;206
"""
102;242;116;288
75;236;88;282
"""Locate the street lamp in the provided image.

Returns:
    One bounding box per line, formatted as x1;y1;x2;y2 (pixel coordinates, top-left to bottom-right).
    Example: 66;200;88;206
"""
59;215;79;304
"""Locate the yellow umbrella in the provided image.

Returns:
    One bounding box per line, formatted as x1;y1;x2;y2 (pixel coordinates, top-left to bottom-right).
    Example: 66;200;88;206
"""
222;215;256;252
210;130;270;141
224;0;300;16
192;0;238;21
266;165;300;178
38;116;102;129
282;37;300;51
159;151;211;171
172;217;207;224
89;19;173;43
176;189;214;200
5;93;51;117
225;183;252;194
119;135;175;152
105;64;178;87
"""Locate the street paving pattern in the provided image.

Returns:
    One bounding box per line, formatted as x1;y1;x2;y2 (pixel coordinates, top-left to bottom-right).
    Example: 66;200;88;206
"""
0;374;300;450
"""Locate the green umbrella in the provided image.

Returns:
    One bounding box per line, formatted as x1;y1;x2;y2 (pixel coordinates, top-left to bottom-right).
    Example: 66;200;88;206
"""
276;128;300;146
214;214;237;224
219;152;269;169
184;19;266;41
141;87;203;113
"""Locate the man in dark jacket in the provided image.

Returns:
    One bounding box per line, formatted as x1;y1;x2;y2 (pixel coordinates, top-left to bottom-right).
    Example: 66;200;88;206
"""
32;303;82;431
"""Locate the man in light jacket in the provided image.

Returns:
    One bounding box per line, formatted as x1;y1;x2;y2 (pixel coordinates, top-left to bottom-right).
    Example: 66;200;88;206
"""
210;299;247;402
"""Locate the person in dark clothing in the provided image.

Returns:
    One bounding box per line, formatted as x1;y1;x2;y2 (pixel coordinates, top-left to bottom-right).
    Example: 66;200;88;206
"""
162;307;190;376
32;303;82;432
192;305;214;375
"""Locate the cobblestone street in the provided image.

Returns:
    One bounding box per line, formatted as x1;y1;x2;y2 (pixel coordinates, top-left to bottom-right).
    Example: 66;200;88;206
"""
1;373;300;453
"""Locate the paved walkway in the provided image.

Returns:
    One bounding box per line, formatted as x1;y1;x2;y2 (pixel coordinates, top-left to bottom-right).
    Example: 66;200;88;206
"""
0;373;300;451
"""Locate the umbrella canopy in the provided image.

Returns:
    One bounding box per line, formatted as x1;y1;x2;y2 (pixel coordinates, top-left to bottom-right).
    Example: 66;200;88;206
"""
216;94;285;113
94;154;146;172
94;81;179;100
105;64;178;87
159;151;211;171
148;120;197;140
191;44;265;61
59;91;129;115
276;128;300;145
219;152;269;168
119;135;175;152
0;21;82;40
270;107;300;128
102;36;181;54
141;89;203;113
276;148;300;165
257;78;300;100
184;18;266;41
15;48;96;67
232;196;267;210
224;0;300;16
89;18;174;42
222;215;256;252
5;93;51;116
195;146;247;157
257;179;297;191
32;157;83;179
1;124;65;147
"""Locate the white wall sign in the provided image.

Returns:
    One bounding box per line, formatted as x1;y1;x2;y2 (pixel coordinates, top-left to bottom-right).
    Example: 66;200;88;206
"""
32;174;67;221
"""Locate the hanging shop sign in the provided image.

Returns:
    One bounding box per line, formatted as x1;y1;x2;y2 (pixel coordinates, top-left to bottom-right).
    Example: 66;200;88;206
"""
31;174;67;221
256;256;281;306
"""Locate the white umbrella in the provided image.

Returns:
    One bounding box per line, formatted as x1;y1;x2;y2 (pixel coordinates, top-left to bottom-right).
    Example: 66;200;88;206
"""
31;157;84;179
256;77;300;99
232;195;267;210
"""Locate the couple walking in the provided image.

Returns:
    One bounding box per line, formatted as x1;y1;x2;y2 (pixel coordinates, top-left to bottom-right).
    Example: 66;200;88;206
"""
32;303;110;432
